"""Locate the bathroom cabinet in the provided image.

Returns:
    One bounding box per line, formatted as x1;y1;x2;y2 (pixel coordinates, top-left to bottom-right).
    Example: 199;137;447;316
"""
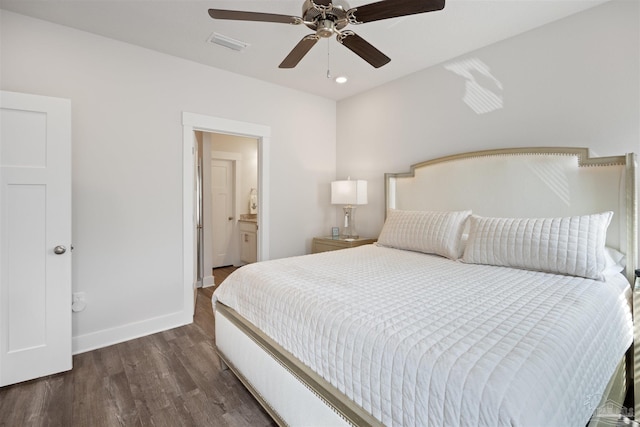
239;220;257;263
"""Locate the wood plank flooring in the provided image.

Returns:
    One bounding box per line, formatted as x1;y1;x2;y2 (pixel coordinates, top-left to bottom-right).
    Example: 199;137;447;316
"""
0;267;276;427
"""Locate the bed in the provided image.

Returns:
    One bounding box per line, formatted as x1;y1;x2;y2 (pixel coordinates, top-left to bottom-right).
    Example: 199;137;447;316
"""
212;147;638;426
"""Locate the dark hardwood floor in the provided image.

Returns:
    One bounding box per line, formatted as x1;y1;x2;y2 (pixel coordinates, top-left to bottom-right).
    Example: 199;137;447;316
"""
0;266;276;427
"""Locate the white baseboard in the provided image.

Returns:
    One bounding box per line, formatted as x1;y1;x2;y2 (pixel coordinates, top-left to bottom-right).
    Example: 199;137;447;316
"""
202;275;215;288
72;310;191;355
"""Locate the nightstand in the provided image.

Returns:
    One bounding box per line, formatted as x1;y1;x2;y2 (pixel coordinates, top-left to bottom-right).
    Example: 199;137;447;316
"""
311;236;377;254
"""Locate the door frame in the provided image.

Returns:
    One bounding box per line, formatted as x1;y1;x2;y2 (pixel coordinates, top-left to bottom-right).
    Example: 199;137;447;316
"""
181;112;270;322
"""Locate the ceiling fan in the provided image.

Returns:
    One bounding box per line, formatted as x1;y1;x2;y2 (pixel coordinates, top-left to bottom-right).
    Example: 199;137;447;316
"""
208;0;445;69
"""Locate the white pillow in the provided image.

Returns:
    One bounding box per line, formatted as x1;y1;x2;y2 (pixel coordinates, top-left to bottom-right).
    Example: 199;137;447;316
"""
461;212;613;280
377;209;471;260
603;246;626;277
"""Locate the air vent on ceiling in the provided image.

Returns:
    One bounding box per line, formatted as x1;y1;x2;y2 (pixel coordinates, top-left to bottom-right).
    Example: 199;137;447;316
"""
207;32;249;52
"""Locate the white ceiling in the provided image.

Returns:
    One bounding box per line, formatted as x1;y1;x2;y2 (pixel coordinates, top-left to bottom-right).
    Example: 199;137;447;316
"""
0;0;609;100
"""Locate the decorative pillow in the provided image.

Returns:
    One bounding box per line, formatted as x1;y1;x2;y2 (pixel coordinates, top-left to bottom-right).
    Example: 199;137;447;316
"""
377;209;472;260
461;212;613;280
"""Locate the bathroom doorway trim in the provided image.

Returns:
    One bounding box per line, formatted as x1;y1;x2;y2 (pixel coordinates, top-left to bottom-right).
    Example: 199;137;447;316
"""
182;112;270;322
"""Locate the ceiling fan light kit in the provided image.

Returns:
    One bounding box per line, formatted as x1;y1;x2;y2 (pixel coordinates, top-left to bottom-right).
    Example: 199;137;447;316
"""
208;0;445;69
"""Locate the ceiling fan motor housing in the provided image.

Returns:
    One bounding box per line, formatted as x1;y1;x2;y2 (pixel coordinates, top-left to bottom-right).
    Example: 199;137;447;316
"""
302;0;349;36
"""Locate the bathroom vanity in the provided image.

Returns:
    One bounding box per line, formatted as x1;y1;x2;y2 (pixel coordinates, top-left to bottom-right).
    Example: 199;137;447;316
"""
239;215;257;263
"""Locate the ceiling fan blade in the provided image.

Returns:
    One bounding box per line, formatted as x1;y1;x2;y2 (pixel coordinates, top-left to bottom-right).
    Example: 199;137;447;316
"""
348;0;445;24
279;35;320;68
337;31;390;68
208;9;302;25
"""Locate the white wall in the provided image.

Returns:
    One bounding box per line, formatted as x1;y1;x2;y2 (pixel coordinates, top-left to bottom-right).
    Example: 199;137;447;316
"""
0;11;337;352
337;0;639;242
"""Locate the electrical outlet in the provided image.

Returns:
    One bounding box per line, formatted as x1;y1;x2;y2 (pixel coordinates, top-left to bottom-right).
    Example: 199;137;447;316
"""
72;292;86;312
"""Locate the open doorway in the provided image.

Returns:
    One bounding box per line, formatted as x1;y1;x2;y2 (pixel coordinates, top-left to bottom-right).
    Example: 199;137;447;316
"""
182;112;270;321
195;131;258;287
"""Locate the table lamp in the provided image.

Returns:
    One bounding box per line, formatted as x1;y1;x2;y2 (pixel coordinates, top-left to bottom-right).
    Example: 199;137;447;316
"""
331;178;367;239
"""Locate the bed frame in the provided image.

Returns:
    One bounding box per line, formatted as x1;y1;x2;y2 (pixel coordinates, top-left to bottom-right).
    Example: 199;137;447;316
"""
215;147;638;426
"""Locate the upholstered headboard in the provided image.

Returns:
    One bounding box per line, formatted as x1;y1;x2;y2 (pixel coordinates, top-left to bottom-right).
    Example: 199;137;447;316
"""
385;147;637;283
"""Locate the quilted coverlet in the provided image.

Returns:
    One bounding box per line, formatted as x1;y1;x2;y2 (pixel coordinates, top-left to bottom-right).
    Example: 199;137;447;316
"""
213;244;632;427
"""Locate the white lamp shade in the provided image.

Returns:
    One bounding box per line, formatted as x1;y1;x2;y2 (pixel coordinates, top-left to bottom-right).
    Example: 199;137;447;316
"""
331;180;367;205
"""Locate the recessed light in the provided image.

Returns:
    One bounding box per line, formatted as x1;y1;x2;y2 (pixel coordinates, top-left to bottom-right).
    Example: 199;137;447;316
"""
335;76;348;84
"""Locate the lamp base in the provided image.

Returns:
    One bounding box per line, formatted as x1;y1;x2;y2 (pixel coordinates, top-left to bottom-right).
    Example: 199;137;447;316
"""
341;205;359;239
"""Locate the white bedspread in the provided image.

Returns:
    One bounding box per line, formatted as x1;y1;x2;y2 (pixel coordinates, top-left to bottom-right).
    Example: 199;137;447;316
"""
213;244;632;427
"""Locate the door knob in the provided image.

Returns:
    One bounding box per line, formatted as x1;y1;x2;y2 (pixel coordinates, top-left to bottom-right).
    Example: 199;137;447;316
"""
54;245;66;255
228;216;234;221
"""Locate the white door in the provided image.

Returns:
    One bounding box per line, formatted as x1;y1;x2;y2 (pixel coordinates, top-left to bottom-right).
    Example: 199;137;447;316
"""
211;159;234;267
0;91;72;386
